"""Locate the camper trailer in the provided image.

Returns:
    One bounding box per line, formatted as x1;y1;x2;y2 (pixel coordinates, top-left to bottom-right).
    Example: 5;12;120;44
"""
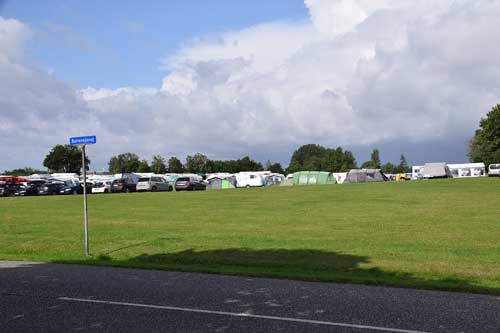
235;172;266;188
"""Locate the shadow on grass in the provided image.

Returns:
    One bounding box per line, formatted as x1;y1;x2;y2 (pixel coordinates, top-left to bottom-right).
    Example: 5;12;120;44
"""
54;247;497;295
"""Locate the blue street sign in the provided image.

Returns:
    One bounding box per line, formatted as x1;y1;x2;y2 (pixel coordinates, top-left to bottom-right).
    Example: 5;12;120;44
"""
69;135;97;145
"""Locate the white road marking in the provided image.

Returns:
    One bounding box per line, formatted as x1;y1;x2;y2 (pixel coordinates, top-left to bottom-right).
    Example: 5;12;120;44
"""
58;297;428;333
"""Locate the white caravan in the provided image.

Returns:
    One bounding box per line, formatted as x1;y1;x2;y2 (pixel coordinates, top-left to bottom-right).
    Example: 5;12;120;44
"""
236;172;266;188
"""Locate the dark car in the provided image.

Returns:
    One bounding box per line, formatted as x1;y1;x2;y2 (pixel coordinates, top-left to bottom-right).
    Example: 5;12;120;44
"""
0;183;21;197
38;182;65;195
175;176;207;191
60;182;83;195
110;178;137;193
15;184;39;196
59;181;92;195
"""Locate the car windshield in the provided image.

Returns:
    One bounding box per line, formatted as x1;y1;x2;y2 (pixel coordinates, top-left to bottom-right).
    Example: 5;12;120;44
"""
490;165;500;169
138;177;150;182
177;177;189;181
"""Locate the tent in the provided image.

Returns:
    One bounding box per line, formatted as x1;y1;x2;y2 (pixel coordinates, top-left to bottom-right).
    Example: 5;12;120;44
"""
421;162;452;179
344;169;388;183
292;171;336;185
206;176;236;190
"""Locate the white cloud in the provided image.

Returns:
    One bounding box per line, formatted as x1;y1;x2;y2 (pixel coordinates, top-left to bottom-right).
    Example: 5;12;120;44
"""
1;1;500;170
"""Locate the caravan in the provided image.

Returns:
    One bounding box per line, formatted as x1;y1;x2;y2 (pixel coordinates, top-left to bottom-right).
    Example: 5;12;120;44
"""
235;172;266;188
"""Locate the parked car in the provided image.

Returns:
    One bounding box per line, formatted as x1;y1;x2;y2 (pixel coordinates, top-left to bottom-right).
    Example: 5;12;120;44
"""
175;176;206;191
110;178;137;193
29;179;47;190
59;180;93;195
488;164;500;176
15;184;39;196
92;181;112;194
38;182;65;195
0;183;21;197
137;176;173;192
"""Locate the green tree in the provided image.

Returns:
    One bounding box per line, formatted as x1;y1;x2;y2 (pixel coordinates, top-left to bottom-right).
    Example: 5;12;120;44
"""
468;104;500;166
151;155;167;174
168;156;185;173
237;156;263;171
265;160;272;171
269;162;284;174
287;144;357;173
137;159;151;172
381;162;397;174
108;153;140;173
397;154;411;173
43;145;89;174
186;153;209;174
362;149;381;169
2;167;47;176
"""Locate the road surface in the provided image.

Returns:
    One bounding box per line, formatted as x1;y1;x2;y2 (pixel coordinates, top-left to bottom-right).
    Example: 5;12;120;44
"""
1;261;499;332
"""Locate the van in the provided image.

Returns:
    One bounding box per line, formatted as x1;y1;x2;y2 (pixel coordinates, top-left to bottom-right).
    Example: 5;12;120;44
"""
488;164;500;176
137;176;173;192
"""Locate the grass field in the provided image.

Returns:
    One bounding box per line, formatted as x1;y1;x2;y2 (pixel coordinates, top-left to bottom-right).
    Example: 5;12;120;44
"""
1;177;500;294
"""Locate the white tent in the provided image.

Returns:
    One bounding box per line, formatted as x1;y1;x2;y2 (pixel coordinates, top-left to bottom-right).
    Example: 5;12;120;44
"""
421;163;452;179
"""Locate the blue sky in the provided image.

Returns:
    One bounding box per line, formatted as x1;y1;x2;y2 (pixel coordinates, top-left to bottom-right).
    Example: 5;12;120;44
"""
1;0;308;88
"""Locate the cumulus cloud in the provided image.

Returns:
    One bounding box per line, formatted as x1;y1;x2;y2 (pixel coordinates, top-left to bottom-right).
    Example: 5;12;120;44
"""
1;0;500;170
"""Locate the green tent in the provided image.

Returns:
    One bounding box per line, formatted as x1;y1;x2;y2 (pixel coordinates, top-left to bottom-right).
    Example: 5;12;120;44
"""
292;171;337;186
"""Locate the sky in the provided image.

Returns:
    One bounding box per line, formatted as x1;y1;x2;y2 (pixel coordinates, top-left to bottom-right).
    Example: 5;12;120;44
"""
1;0;499;171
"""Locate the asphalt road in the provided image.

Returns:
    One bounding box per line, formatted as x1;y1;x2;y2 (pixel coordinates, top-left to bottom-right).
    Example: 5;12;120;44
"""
1;261;499;332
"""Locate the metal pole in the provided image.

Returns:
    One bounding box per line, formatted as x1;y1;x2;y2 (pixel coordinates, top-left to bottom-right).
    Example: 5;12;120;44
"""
82;145;89;256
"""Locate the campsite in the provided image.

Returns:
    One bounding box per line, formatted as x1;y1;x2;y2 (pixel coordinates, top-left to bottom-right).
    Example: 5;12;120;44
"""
1;176;499;295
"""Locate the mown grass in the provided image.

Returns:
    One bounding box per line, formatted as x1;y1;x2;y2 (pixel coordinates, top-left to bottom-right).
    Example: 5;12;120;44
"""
1;177;500;294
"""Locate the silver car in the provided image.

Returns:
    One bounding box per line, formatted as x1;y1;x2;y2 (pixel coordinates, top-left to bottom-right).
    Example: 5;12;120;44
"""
136;176;172;192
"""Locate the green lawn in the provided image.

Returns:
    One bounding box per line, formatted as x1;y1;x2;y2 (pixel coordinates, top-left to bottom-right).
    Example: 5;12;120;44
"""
1;178;500;294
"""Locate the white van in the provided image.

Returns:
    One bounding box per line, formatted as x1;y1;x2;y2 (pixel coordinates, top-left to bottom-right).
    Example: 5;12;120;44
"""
236;173;265;188
488;164;500;176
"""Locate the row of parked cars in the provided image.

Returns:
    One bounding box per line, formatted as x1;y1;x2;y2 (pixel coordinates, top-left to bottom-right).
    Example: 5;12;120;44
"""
0;175;208;197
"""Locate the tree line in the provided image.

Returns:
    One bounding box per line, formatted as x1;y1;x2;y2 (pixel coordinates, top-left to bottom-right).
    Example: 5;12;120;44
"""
6;145;410;176
5;102;500;176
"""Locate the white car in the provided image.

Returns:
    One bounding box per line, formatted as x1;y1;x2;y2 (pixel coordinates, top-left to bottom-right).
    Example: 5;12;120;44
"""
488;164;500;176
92;181;112;193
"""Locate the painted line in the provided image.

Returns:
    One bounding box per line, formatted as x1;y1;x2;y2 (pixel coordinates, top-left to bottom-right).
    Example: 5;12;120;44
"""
58;297;428;333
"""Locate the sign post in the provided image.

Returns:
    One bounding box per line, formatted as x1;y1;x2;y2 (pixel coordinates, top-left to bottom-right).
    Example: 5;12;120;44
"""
70;135;96;257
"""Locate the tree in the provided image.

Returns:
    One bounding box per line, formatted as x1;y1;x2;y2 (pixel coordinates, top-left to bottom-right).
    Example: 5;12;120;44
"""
397;154;411;173
185;153;209;174
361;149;381;169
237;156;263;172
381;162;397;174
168;156;184;173
2;167;47;176
287;144;357;173
108;153;140;173
265;160;272;171
43;145;89;174
151;155;167;174
269;162;284;174
468;104;500;166
137;159;151;172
